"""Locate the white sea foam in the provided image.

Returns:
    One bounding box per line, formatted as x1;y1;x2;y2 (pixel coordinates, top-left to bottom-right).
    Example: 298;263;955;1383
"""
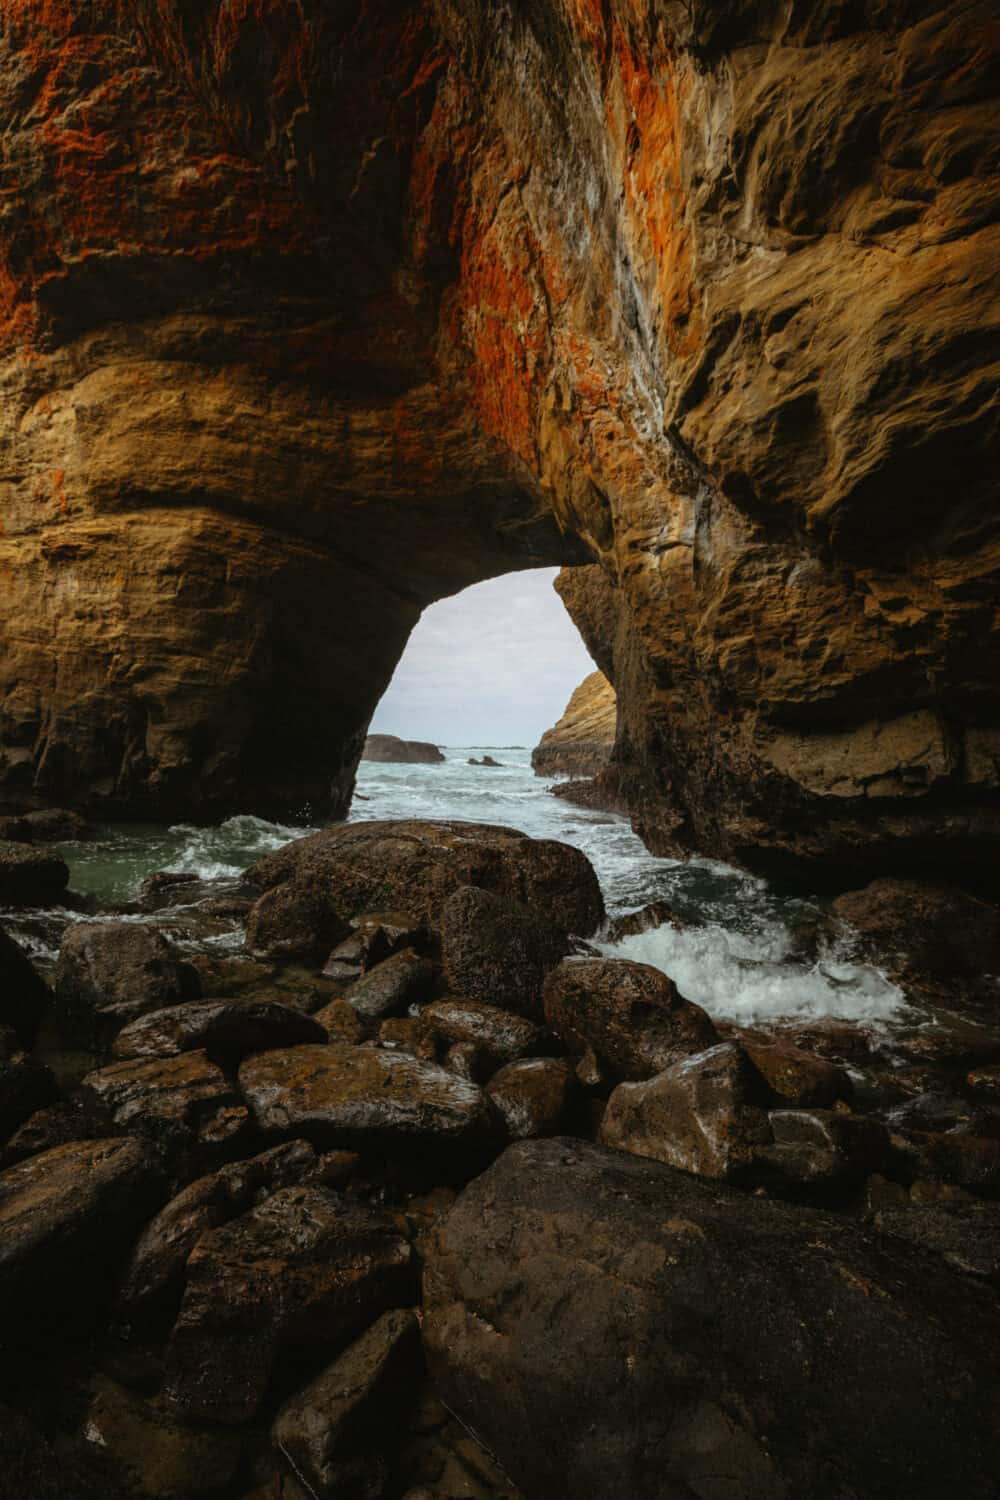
598;918;907;1027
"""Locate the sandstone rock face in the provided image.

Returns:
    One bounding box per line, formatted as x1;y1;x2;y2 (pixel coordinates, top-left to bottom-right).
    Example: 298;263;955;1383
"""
531;671;616;779
362;735;445;765
0;3;994;881
422;1139;1000;1500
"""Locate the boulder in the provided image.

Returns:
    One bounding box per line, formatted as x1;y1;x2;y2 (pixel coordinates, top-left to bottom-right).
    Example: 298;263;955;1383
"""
163;1187;413;1423
272;1308;420;1498
83;1375;244;1500
348;948;435;1020
20;808;93;842
362;735;445;764
439;886;570;1020
0;924;51;1045
0;841;69;905
486;1059;579;1140
600;1042;773;1181
0;1030;58;1141
240;1043;498;1152
116;1140;318;1321
832;879;1000;985
247;821;603;938
322;911;424;983
422;1139;1000;1500
741;1037;853;1108
874;1200;1000;1284
761;1108;892;1189
81;1052;248;1163
112;998;327;1061
604;900;682;942
421;999;550;1068
316;997;367;1044
0;1138;163;1314
245;880;352;963
54;922;201;1044
543;958;717;1080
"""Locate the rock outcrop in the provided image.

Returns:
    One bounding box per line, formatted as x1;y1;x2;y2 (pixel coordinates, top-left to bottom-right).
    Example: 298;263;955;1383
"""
362;734;445;765
531;671;616;779
0;2;995;884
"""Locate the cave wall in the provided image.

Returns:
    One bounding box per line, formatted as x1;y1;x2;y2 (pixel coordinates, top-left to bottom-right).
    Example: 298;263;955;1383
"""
0;1;997;877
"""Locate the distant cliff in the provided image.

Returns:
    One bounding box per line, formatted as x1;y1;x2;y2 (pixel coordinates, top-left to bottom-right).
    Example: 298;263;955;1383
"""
532;674;616;780
362;736;445;765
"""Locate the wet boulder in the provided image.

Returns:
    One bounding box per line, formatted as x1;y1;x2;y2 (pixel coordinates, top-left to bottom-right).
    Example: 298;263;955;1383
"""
239;1043;498;1152
272;1308;420;1498
421;998;550;1068
323;911;425;984
544;958;717;1080
832;878;1000;986
760;1108;892;1190
486;1058;579;1140
422;1138;1000;1500
0;924;51;1045
348;948;435;1020
54;922;201;1045
600;1042;773;1181
116;1139;318;1322
112;997;327;1061
244;879;352;963
741;1037;853;1108
0;1138;163;1315
0;840;69;905
439;886;570;1020
246;820;603;938
163;1187;413;1423
81;1051;248;1165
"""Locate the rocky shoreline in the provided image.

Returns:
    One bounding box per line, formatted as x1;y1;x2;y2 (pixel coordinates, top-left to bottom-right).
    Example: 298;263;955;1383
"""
2;818;999;1500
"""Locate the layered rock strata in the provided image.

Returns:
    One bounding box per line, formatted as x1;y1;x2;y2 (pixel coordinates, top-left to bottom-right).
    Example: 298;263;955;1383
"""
0;2;996;884
531;670;616;779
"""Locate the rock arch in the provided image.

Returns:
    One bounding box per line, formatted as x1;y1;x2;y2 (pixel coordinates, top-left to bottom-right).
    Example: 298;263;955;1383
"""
1;1;997;879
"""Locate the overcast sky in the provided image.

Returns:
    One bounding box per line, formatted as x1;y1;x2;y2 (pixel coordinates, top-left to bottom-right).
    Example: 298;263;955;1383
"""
370;567;596;747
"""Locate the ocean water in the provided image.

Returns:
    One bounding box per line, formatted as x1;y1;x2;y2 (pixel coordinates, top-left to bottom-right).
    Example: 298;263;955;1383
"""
2;748;907;1027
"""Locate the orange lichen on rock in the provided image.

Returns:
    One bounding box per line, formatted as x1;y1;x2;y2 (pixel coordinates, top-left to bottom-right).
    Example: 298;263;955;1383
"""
610;23;700;360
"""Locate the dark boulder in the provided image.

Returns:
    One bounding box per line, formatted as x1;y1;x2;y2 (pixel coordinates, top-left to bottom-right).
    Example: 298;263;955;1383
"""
422;1138;1000;1500
246;820;603;938
163;1187;413;1423
0;1138;163;1315
245;879;352;963
874;1200;1000;1284
0;1029;58;1142
81;1051;248;1165
112;997;327;1061
544;958;717;1080
117;1139;319;1322
272;1308;420;1498
421;998;550;1068
54;922;201;1045
486;1058;579;1140
740;1037;853;1108
439;886;570;1020
0;924;50;1045
348;948;435;1020
0;841;69;905
832;878;1000;986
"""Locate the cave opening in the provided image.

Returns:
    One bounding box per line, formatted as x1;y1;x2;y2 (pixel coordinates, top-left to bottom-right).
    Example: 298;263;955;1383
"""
365;566;596;756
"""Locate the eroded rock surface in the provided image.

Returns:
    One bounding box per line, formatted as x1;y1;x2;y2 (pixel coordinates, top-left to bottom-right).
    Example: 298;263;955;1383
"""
531;671;616;779
363;736;445;765
0;2;993;884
